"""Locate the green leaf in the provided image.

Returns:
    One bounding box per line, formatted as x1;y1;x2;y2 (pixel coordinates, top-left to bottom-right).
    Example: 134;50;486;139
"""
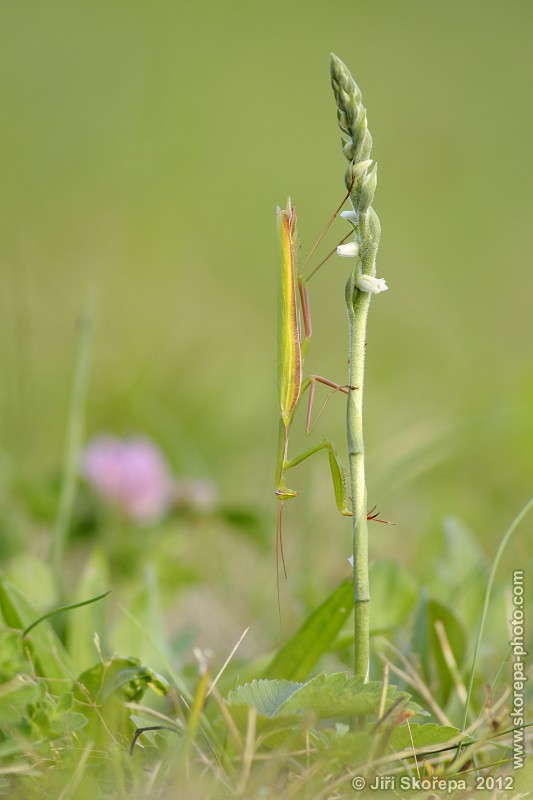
412;596;467;707
225;680;309;749
389;722;464;751
111;566;168;673
369;561;418;633
65;547;111;672
264;579;353;680
226;672;426;728
0;573;73;681
5;554;56;611
319;727;373;767
0;739;26;761
227;679;303;717
75;656;169;705
49;711;88;736
0;677;42;722
0;631;32;680
55;691;74;713
434;517;490;632
73;656;170;743
440;516;487;587
282;673;425;720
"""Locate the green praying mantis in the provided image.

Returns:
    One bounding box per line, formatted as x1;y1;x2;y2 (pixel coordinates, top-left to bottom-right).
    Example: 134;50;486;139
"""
275;193;389;599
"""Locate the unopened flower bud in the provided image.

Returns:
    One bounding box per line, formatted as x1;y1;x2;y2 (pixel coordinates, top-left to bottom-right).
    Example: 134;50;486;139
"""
351;159;373;179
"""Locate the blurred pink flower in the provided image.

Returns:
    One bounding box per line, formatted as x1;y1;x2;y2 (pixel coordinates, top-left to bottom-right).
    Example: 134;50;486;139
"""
81;435;175;523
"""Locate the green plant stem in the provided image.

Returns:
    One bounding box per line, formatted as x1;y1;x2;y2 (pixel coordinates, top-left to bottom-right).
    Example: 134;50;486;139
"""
50;294;94;600
331;54;381;681
346;273;371;681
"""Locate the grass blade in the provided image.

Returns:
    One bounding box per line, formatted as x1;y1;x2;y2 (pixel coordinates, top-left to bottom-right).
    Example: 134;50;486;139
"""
264;578;352;681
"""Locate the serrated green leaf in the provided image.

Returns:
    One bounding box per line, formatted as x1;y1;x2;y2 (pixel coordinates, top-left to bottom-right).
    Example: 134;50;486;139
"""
264;579;353;681
227;672;426;724
283;673;425;720
224;682;302;748
227;679;303;717
389;722;464;751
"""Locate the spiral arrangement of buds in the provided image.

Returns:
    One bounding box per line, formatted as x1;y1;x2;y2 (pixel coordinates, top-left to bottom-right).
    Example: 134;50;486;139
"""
330;54;381;289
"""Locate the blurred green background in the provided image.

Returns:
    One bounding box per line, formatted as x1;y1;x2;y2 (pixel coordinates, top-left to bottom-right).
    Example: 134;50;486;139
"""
0;1;531;639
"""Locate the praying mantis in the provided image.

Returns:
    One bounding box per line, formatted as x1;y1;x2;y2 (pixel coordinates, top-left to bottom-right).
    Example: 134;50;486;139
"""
274;194;390;599
275;196;353;587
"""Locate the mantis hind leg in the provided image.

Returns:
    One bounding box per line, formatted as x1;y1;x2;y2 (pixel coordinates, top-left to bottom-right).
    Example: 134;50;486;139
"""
285;438;351;517
275;439;348;621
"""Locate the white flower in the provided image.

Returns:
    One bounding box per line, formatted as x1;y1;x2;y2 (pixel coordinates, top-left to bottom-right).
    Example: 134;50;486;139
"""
340;209;358;224
355;274;388;294
336;241;360;257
